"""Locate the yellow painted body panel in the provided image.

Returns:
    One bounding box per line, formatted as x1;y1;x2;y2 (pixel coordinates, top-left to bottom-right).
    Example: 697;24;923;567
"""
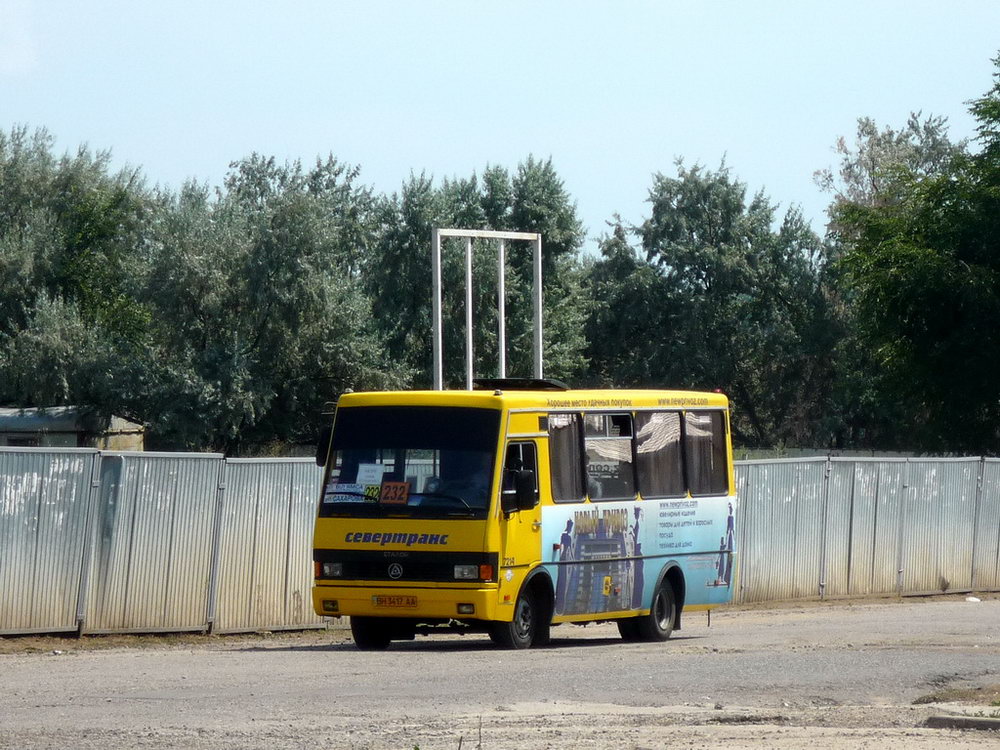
317;517;490;551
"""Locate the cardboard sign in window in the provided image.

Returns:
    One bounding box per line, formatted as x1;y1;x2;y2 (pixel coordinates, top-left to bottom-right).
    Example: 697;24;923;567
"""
380;481;410;505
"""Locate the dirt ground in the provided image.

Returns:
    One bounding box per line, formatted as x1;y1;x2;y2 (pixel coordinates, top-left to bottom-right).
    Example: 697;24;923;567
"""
2;595;999;749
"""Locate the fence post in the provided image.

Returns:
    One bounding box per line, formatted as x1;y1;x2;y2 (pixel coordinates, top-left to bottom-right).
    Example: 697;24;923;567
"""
971;457;985;592
74;452;104;635
204;458;227;634
817;458;832;599
896;459;910;595
735;463;749;604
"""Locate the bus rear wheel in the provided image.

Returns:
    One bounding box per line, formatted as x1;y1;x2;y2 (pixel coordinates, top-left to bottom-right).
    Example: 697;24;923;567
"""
636;583;676;642
489;589;536;649
350;616;391;650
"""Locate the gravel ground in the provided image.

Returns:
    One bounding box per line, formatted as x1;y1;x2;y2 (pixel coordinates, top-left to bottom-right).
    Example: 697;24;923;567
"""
2;595;999;749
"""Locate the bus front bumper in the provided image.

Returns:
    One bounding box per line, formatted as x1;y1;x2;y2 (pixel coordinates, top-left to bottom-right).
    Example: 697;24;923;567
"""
313;583;507;621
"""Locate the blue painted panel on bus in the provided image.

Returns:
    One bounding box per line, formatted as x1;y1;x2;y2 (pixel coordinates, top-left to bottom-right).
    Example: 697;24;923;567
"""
541;497;736;616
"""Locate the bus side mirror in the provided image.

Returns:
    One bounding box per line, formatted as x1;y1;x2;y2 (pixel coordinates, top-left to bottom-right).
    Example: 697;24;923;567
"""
315;425;332;467
501;469;538;513
514;469;537;511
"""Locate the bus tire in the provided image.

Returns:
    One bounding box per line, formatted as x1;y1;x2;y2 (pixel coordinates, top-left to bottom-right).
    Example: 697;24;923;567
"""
616;617;641;642
350;616;392;650
488;589;536;649
636;582;676;642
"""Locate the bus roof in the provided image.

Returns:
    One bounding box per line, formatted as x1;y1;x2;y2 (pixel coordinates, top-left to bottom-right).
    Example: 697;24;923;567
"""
336;388;729;411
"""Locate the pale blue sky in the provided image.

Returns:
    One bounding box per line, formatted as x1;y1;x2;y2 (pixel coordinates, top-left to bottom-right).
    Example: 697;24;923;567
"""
2;1;999;250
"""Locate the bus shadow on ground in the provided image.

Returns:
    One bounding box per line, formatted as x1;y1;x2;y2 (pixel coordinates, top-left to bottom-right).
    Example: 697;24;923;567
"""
231;633;704;654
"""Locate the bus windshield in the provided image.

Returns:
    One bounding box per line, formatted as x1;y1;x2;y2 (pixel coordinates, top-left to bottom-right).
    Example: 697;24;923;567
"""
319;405;501;520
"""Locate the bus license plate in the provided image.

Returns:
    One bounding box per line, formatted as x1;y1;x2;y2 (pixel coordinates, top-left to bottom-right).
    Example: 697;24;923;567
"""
372;595;417;608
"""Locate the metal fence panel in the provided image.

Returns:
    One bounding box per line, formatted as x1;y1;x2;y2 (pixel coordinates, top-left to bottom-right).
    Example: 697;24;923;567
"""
900;459;979;595
975;460;1000;591
0;448;97;634
212;459;326;633
821;460;854;597
283;461;326;628
733;464;749;602
735;459;827;603
82;453;222;633
844;462;880;596
869;461;906;595
822;460;908;597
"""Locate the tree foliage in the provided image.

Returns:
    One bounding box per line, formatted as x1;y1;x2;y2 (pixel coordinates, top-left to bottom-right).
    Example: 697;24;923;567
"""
586;163;837;447
815;113;965;216
141;155;406;451
834;57;1000;453
6;53;1000;455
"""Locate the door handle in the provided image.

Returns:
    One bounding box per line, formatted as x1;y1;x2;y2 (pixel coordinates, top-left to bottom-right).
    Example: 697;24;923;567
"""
532;521;542;531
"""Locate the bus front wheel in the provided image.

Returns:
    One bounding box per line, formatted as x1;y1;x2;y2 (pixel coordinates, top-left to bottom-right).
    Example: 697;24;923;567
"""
636;582;676;641
350;616;391;650
489;589;536;649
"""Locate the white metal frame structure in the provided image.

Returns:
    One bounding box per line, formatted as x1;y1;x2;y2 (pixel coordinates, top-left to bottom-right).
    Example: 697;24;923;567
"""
431;228;543;390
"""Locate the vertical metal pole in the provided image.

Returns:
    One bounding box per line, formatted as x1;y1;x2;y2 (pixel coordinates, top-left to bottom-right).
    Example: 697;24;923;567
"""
869;462;882;594
532;236;543;379
204;458;227;634
75;451;104;635
817;458;832;599
432;228;443;390
897;460;910;595
497;240;506;378
971;457;984;592
465;237;474;390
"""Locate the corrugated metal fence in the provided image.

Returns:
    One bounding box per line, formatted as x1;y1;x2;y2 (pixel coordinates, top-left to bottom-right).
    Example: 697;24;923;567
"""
3;450;1000;634
0;448;324;635
735;457;1000;603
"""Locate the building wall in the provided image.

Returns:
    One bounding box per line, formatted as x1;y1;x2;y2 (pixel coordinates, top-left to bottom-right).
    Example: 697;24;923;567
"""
93;432;145;451
0;432;144;450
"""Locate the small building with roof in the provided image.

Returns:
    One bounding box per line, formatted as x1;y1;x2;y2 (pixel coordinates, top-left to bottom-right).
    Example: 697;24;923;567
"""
0;406;145;451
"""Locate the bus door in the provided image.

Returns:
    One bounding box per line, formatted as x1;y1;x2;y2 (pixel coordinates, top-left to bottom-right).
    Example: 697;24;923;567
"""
497;440;542;604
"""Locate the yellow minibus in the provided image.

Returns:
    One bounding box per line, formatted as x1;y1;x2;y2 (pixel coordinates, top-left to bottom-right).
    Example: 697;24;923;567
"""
313;379;736;649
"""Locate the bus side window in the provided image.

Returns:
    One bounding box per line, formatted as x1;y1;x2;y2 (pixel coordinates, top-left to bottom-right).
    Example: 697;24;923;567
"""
583;413;635;501
685;411;729;495
635;411;685;498
547;413;585;503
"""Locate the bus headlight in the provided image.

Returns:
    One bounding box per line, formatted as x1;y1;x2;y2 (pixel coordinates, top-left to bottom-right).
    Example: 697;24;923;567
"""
454;564;478;580
321;562;343;578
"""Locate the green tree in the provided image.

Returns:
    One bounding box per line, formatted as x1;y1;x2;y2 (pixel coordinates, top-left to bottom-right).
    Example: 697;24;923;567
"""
0;126;153;420
815;113;965;215
814;114;967;449
835;56;1000;453
587;163;837;447
142;155;402;452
